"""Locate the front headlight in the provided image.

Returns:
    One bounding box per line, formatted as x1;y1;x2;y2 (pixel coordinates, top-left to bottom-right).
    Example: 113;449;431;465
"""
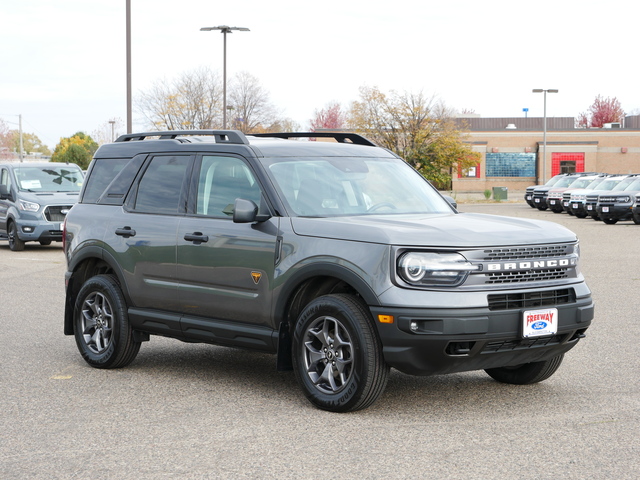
398;252;480;287
18;200;40;212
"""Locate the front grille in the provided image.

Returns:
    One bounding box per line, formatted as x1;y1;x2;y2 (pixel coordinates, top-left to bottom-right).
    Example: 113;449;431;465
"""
487;288;576;311
483;245;570;261
486;268;569;284
598;196;617;203
44;205;73;222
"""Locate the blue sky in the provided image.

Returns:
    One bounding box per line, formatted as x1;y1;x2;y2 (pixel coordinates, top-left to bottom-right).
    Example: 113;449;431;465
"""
1;0;638;148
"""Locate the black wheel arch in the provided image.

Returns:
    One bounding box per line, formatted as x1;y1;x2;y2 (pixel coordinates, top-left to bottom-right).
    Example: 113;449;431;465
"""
64;247;132;335
274;263;381;371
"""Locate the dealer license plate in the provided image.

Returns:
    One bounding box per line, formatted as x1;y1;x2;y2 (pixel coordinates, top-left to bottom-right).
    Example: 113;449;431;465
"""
523;308;558;338
587;205;593;210
572;203;579;209
602;206;609;213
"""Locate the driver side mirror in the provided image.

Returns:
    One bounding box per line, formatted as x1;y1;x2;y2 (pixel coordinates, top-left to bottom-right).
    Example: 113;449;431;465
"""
233;198;271;223
0;184;11;201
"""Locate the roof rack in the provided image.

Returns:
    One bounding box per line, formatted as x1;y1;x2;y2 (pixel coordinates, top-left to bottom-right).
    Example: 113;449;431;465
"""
115;130;249;145
251;132;376;146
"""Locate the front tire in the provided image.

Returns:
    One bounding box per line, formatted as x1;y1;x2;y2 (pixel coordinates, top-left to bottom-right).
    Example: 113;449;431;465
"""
485;354;564;385
292;294;389;412
8;222;25;251
74;274;141;369
602;218;618;225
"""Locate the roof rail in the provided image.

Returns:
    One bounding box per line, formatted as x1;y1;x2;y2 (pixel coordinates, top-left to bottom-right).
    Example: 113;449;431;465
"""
251;132;376;146
115;130;249;145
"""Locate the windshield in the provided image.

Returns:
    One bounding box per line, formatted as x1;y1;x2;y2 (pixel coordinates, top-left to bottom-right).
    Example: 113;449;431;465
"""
597;179;622;191
568;178;594;189
555;176;580;188
613;177;638;191
623;179;640;191
262;156;452;217
586;178;605;189
14;165;83;193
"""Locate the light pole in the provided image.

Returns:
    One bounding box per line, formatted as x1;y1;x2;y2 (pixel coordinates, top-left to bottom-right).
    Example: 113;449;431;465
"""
109;120;116;143
200;25;250;129
532;89;558;183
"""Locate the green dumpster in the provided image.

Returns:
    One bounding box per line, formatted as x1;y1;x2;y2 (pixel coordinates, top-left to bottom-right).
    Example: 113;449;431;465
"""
492;187;508;200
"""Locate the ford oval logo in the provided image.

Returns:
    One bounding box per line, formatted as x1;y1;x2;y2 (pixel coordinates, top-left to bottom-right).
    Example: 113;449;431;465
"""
531;321;547;330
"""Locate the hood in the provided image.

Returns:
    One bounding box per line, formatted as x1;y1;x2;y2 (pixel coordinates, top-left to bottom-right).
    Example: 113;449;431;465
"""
290;212;577;248
19;190;79;205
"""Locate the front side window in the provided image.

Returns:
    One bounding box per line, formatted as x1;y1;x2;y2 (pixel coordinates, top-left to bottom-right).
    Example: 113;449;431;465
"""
195;156;262;217
263;156;452;217
134;156;191;214
14;165;83;193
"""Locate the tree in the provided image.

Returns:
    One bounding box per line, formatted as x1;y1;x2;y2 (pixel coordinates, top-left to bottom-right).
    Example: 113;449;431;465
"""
228;71;279;133
577;95;625;128
347;86;479;188
0;119;11;159
310;102;345;131
136;67;223;130
9;131;51;156
51;132;98;170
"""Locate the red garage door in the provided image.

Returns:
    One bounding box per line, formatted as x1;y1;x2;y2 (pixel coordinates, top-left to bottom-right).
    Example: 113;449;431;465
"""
551;153;585;176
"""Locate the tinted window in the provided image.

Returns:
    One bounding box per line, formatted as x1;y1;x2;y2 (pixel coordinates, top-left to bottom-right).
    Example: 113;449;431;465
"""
82;158;129;203
134;156;191;214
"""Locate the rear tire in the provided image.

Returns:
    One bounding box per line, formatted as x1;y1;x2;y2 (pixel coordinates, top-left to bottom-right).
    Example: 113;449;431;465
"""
485;354;564;385
292;294;389;412
74;274;141;369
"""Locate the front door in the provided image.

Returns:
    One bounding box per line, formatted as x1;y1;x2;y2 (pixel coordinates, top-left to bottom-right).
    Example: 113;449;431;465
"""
176;155;279;333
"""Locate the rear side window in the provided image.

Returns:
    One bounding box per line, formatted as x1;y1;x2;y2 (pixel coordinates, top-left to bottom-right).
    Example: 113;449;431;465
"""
133;155;191;214
82;158;129;204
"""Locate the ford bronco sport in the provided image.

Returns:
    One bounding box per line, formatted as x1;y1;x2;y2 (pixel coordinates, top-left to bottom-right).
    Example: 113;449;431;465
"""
63;130;594;412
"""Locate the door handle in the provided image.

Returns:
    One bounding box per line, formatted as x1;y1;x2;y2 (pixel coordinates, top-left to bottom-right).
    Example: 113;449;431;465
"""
184;232;209;244
115;226;136;238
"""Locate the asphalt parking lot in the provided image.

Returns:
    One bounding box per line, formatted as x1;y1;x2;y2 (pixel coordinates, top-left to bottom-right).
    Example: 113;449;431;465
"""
1;202;638;479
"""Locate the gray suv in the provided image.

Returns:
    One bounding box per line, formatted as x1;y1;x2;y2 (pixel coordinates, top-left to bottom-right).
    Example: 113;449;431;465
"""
63;131;594;412
1;162;83;251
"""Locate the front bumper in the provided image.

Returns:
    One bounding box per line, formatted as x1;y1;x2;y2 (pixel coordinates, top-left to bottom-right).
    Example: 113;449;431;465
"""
370;296;594;376
16;217;64;242
596;204;633;221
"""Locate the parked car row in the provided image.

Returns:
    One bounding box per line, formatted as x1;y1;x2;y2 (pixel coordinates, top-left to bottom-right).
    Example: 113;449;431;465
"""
525;173;640;224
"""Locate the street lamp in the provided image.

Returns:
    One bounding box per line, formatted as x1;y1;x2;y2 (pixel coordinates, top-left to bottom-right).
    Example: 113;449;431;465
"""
532;88;559;183
200;25;250;129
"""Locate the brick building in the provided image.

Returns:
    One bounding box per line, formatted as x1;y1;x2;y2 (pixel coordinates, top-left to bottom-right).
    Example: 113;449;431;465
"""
453;115;640;193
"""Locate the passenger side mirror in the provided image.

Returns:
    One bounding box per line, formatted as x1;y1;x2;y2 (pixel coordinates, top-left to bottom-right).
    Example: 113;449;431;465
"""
443;195;458;210
233;198;271;223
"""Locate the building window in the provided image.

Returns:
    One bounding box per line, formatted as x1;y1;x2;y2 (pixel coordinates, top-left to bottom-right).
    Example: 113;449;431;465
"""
485;153;536;177
551;153;585;176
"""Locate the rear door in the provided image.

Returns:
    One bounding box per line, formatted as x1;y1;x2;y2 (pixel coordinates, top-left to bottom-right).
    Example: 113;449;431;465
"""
103;154;193;313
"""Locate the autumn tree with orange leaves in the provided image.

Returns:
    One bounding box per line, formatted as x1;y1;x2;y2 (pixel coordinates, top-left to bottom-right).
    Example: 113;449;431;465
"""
347;86;479;188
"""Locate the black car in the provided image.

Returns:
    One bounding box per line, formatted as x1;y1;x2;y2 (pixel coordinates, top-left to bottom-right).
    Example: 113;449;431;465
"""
596;177;640;224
